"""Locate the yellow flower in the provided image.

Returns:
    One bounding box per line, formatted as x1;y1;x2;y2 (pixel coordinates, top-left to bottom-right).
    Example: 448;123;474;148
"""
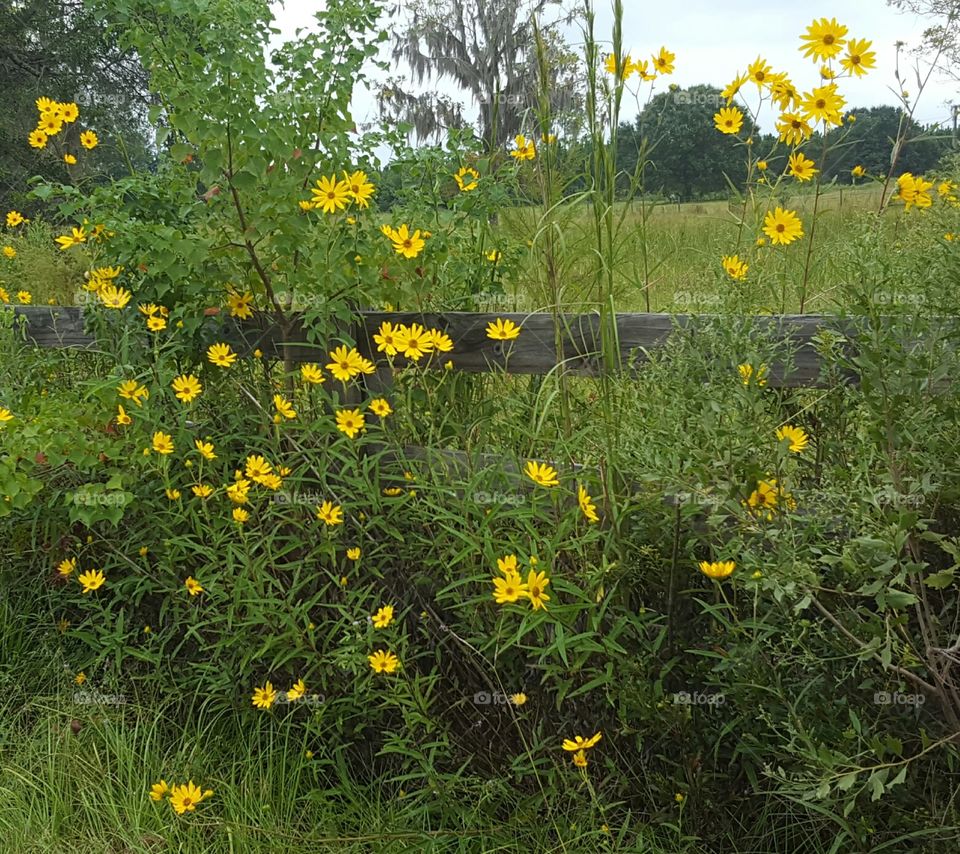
851;164;866;178
116;404;132;426
800;84;845;126
713;106;744;135
298;200;315;211
699;560;736;579
191;484;214;499
787;152;818;182
335;408;365;438
632;58;656;81
226;290;254;319
486;249;501;263
55;226;87;250
526;569;550;610
311;174;351;213
389;224;426;259
300;363;325;384
169;782;214;815
74;672;86;685
572;749;588;768
373;321;401;356
799;17;848;60
510;134;536;161
897;172;934;210
762;207;804;246
770;75;800;109
171;374;202;404
118;380;149;406
738;363;768;386
428;328;454;352
492;571;528;604
147;316;167;332
165;488;181;500
194;439;216;460
604;52;634;80
562;732;602;751
578;485;599;522
372;604;394;628
57;558;77;578
776;425;809;453
454;166;480;191
78;568;106;593
98;285;132;309
149;780;169;801
152;432;174;454
721;72;748;103
184;576;204;595
28;129;48;149
244;454;273;482
316;500;344;526
524;460;559;487
721;254;748;280
273;394;296;420
63;153;77;164
252;681;277;709
746;478;796;518
937;180;957;199
326;345;365;382
347;547;361;560
59;102;79;123
486;317;521;340
6;211;26;227
395;323;434;360
2;246;15;260
79;130;99;149
652;46;675;75
747;56;772;87
510;692;528;706
207;342;237;367
226;479;250;504
368;649;400;674
841;38;875;76
775;112;813;146
344;169;375;208
233;507;250;524
369;398;392;417
287;678;307;701
16;292;30;305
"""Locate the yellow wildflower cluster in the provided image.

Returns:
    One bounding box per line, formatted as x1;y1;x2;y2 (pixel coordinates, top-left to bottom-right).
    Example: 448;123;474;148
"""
150;780;214;815
603;46;675;81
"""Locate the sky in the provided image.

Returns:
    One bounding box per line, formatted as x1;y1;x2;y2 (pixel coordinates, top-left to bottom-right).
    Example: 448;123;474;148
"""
269;0;959;136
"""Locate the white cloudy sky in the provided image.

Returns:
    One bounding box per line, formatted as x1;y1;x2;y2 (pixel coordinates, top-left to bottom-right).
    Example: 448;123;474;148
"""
270;0;958;134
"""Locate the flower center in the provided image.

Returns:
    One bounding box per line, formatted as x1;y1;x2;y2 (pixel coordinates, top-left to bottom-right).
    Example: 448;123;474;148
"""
823;34;834;44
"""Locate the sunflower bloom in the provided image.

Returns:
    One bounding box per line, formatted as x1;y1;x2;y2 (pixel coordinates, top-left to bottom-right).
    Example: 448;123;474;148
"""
374;321;401;356
335;408;365;438
286;678;307;701
510;134;536;161
300;363;325;384
372;604;394;628
169;782;213;815
368;649;400;674
721;254;748;280
775;112;813;146
252;681;277;709
152;432;174;454
699;560;735;579
78;568;106;593
492;571;529;604
776;425;809;452
171;374;202;404
57;558;77;577
762;207;804;246
55;226;87;250
316;500;344;526
799;17;848;61
486;318;521;340
149;780;169;801
787;152;818;182
226;290;254;319
273;394;296;420
454;166;480;191
800;84;845;126
311;174;351;213
184;577;204;595
344;169;375;208
395;323;434;360
207;342;237;367
652;46;675;75
326;345;365;382
79;130;99;149
562;732;602;751
714;107;744;135
578;485;599;522
389;224;426;259
747;56;771;87
526;570;551;610
370;398;392;417
195;439;216;460
841;38;875;76
525;460;559;487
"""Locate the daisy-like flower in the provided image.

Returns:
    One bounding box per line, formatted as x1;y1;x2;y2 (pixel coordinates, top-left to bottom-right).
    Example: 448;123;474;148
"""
184;576;204;595
233;507;250;524
787;152;818;182
604;52;635;80
652;46;675;75
57;557;77;578
775;112;813;146
492;570;529;604
762;207;804;246
311;174;352;213
149;780;169;801
698;560;736;579
55;226;87;250
78;568;106;593
172;374;202;404
98;285;132;309
713;106;743;135
252;681;277;709
147;316;167;332
454;166;480;191
776;424;809;453
344;169;375;208
226;290;254;319
152;432;174;454
721;254;748;280
60;102;79;123
287;678;307;701
207;342;237;367
525;460;559;487
747;56;772;87
191;484;214;499
335;408;365;438
897;173;934;210
165;488;181;500
510;692;528;706
562;732;602;752
300;363;325;384
3;246;15;260
841;38;875;76
428;329;454;353
373;321;401;356
28;129;48;149
372;604;394;628
800;84;845;126
578;485;599;522
347;547;361;560
510;134;536;161
368;649;400;674
770;74;800;109
169;782;214;815
273;394;296;420
225;479;250;504
194;439;216;460
851;164;866;178
572;750;589;768
738;363;768;386
486;318;521;340
632;58;656;81
315;500;344;526
244;454;273;482
497;554;519;575
746;477;796;518
5;211;26;227
17;290;32;304
36;112;63;135
79;130;98;149
526;569;550;610
326;345;365;382
395;323;433;360
369;398;392;417
389;225;426;259
799;17;848;61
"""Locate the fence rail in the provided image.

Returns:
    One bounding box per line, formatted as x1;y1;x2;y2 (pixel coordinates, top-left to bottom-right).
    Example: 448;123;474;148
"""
10;305;863;388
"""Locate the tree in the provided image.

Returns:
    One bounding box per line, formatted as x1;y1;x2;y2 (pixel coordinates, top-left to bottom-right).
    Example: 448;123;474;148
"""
0;0;154;212
380;0;582;150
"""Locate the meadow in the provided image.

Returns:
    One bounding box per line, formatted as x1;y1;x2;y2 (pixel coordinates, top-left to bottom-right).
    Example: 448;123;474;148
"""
2;2;960;852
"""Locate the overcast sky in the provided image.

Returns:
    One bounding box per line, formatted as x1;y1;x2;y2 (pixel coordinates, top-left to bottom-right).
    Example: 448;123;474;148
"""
270;0;958;136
